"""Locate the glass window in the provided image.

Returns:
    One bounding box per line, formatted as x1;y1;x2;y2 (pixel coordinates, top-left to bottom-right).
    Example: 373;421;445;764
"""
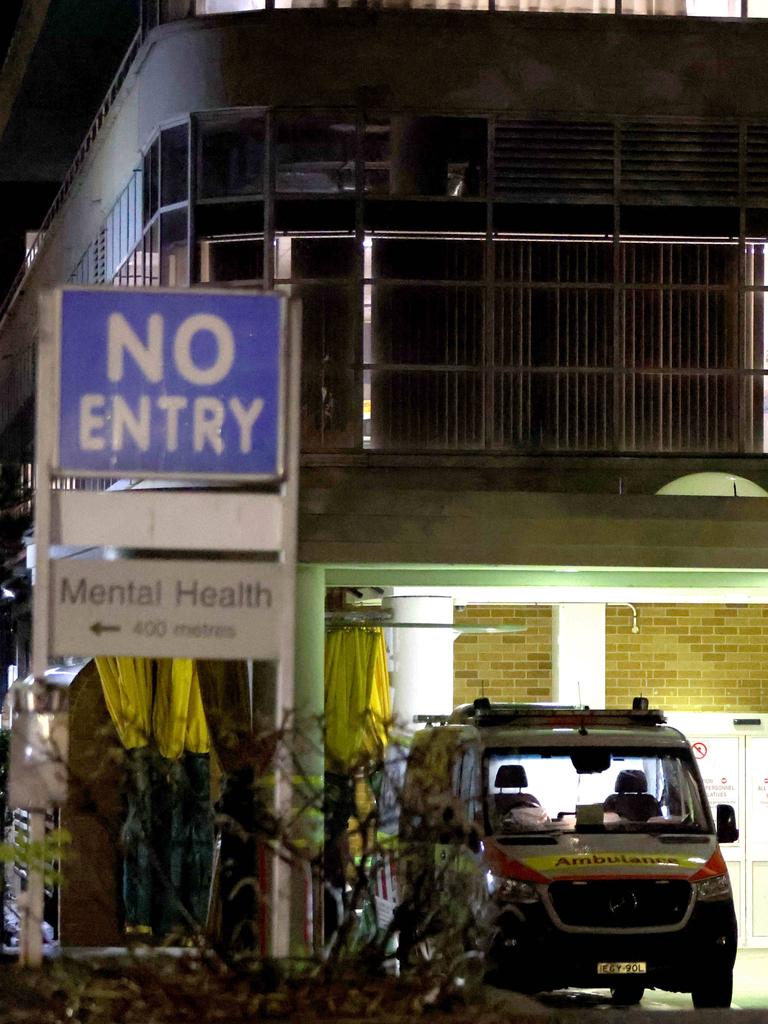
160;208;189;286
494;0;612;10
389;117;487;198
276;115;356;194
278;235;357;282
199;235;264;284
143;139;160;224
299;284;359;448
485;747;709;836
161;124;189;207
199;115;265;199
195;0;264;11
272;233;360;448
363;119;390;195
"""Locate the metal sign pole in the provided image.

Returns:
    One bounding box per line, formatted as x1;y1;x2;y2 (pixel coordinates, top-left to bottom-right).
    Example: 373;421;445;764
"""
19;292;60;967
270;298;300;956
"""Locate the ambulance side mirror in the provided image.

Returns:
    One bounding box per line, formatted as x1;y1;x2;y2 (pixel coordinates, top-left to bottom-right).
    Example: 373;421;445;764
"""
716;804;739;844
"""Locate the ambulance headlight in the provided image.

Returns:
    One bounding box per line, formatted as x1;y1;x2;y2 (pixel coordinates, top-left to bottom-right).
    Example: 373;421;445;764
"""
694;874;732;901
487;873;539;904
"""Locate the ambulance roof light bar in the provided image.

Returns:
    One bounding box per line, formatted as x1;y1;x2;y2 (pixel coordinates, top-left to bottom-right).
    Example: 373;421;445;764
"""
448;696;666;729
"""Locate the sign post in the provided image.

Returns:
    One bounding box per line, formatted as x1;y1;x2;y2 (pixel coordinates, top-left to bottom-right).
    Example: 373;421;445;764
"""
19;285;298;964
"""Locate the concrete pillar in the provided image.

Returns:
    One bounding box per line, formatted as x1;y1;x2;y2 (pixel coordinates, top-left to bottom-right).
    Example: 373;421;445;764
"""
294;564;326;738
552;604;606;708
388;594;454;731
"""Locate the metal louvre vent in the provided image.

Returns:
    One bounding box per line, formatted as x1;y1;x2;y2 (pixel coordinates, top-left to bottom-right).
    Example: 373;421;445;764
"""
548;879;692;929
746;125;768;200
620;123;739;200
494;120;614;199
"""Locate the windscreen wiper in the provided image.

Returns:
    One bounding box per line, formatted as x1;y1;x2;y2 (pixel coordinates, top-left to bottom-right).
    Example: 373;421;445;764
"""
658;832;708;843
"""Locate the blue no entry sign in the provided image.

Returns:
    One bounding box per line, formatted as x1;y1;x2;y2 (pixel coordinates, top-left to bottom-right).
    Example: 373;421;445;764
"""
57;287;284;478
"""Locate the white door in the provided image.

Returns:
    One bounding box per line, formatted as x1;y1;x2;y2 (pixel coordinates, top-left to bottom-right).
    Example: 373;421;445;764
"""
745;737;768;947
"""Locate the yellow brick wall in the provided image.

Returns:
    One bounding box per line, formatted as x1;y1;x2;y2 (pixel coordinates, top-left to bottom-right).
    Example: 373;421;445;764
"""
452;603;768;712
605;604;768;711
453;605;552;705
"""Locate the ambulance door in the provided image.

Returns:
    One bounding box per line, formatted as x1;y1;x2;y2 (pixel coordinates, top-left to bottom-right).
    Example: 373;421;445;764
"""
687;735;745;943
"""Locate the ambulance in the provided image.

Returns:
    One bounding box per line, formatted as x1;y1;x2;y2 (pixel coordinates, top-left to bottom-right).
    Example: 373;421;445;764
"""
382;698;738;1008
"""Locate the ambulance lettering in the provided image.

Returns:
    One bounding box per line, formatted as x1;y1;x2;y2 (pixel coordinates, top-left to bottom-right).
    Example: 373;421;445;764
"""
553;854;681;868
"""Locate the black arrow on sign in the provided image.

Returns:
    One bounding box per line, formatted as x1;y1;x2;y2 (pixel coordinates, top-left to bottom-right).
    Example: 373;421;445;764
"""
90;622;122;636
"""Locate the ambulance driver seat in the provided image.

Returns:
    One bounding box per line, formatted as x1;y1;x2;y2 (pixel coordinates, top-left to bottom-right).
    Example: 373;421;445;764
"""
603;769;662;822
494;764;541;815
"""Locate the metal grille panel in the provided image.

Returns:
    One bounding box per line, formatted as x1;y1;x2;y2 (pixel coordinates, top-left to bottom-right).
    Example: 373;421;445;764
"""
495;120;614;199
620;123;739;199
746;125;768;199
549;879;692;929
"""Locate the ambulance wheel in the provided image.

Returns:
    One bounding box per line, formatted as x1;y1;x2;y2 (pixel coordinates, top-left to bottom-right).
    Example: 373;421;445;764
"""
610;982;645;1005
691;971;733;1009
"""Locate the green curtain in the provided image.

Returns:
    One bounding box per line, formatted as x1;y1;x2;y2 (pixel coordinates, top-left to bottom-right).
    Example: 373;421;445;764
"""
94;657;213;936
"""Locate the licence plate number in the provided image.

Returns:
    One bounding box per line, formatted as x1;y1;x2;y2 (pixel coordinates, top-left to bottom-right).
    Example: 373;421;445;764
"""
597;962;647;975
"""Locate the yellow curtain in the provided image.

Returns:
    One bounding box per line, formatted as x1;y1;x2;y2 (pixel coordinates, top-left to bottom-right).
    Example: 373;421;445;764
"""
153;659;210;760
95;657;210;757
95;657;153;750
324;627;391;771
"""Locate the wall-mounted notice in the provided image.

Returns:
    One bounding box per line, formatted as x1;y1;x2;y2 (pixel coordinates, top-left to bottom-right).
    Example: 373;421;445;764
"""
692;736;740;812
748;737;768;845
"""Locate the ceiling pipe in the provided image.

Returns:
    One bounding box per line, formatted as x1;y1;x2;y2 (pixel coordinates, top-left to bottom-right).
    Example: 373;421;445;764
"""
608;602;639;633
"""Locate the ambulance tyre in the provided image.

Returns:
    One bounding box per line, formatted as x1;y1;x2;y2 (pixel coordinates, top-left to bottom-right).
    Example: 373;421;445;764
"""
691;970;733;1009
610;982;644;1006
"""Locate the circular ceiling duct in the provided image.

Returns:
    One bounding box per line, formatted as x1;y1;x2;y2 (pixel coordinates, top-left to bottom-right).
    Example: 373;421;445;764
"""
656;472;768;497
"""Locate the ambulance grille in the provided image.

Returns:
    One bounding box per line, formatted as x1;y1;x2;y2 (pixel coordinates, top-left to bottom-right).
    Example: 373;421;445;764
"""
548;879;692;928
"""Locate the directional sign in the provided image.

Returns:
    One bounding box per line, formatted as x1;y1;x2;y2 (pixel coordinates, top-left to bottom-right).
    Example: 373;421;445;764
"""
56;287;284;479
50;559;284;660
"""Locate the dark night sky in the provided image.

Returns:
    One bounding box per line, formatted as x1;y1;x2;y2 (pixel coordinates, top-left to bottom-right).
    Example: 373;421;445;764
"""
0;0;139;300
0;182;60;301
0;2;45;301
0;2;22;59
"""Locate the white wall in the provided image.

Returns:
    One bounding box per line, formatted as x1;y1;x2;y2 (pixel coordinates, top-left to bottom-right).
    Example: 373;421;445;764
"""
552;603;606;707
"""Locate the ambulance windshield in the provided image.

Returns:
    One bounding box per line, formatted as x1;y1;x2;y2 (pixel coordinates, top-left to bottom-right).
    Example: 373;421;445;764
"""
485;747;709;835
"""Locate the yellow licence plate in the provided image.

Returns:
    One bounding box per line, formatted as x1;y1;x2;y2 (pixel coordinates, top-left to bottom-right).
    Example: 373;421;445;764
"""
597;962;647;975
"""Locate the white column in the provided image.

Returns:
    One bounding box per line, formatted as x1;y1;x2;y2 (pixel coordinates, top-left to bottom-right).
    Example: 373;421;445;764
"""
552;604;606;708
388;594;454;731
